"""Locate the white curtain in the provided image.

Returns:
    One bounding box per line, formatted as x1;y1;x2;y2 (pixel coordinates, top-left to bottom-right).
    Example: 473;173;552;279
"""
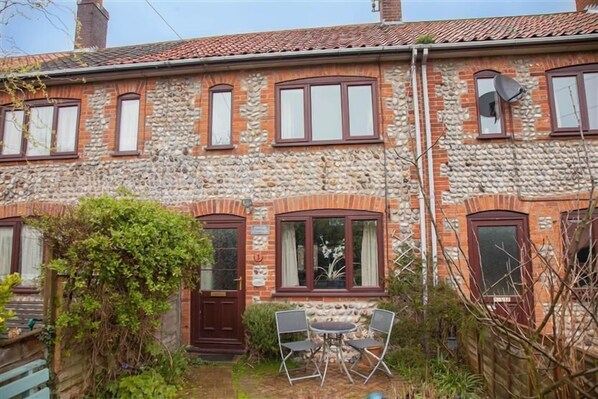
0;227;14;276
281;223;299;287
281;89;304;139
20;226;42;286
2;110;24;155
360;221;378;286
26;106;53;156
56;106;78;152
211;92;232;146
119;99;140;151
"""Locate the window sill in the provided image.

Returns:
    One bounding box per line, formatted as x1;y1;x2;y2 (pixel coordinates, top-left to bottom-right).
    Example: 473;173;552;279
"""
205;145;235;151
476;134;509;140
111;151;141;157
272;290;387;298
12;286;40;295
0;154;79;163
272;138;383;148
549;131;598;138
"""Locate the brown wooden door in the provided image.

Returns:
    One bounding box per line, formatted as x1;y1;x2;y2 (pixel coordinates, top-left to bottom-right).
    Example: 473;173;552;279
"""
191;215;245;353
467;211;535;326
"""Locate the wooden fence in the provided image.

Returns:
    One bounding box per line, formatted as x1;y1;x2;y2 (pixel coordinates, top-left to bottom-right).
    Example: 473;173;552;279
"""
464;327;598;398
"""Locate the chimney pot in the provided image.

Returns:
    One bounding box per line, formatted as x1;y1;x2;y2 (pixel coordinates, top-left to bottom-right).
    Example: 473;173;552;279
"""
75;0;109;49
575;0;598;11
380;0;402;23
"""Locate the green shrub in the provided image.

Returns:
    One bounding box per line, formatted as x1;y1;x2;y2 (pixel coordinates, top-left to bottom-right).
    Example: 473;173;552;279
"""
32;193;213;393
242;302;295;361
108;370;176;399
150;346;189;385
0;273;21;334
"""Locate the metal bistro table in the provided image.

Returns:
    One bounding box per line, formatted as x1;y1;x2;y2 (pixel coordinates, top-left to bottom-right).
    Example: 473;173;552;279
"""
309;321;357;386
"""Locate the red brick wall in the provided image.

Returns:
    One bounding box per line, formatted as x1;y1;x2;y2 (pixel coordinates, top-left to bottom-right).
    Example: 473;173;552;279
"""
380;0;402;23
576;0;598;11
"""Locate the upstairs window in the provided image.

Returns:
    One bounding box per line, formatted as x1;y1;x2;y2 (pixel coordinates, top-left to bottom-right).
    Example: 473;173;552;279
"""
208;84;233;149
276;210;383;294
276;77;378;145
547;64;598;136
0;100;79;160
474;70;506;138
0;218;43;291
116;94;140;154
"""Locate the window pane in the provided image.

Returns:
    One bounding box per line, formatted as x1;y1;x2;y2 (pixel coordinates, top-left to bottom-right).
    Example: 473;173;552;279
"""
201;228;237;291
477;226;522;296
210;91;232;146
552;76;581;128
311;85;342;141
477;78;502;134
281;89;305;140
2;110;24;155
118;99;140;152
26;106;53;156
352;220;378;287
348;85;374;136
56;106;78;153
313;218;345;289
584;73;598;130
0;227;14;276
281;221;306;287
20;226;42;286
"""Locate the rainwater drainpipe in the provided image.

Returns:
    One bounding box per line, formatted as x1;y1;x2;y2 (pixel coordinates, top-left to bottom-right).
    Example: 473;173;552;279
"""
411;48;428;303
421;48;439;286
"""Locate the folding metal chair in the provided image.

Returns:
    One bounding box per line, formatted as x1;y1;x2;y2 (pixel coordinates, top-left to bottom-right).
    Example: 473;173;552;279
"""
275;310;322;385
347;309;395;384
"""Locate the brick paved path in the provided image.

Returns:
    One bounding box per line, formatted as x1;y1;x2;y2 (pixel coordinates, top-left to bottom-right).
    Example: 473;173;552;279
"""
179;362;405;399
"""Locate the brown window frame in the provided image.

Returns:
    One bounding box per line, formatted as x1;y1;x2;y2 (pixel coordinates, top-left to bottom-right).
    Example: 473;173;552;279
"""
275;209;384;296
0;217;43;294
562;208;598;295
113;93;141;156
275;76;380;146
207;84;234;150
0;99;80;162
474;70;507;139
546;64;598;137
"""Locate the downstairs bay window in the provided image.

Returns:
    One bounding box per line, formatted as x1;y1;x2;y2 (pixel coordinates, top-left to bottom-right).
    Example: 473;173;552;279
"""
276;210;383;294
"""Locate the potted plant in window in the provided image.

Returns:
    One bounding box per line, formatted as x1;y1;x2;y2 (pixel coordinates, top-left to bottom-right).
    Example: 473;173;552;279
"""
315;238;346;289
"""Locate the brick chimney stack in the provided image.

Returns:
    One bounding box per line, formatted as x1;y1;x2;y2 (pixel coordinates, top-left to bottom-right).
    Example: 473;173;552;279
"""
380;0;402;23
75;0;109;49
576;0;598;11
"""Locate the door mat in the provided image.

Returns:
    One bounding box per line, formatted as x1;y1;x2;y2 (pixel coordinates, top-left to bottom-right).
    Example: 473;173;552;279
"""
197;354;237;362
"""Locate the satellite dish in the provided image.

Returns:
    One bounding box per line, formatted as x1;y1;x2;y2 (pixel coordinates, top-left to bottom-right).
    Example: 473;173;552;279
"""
494;74;526;103
479;91;500;120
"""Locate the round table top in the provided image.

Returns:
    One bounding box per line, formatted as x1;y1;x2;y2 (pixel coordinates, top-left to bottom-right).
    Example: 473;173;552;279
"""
310;321;356;334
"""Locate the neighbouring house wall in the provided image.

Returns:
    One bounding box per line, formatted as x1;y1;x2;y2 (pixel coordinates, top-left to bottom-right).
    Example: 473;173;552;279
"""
0;61;420;346
428;52;598;348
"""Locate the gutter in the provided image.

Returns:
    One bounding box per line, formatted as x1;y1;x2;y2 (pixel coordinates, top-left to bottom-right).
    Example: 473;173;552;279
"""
9;33;598;80
411;48;428;303
421;48;438;287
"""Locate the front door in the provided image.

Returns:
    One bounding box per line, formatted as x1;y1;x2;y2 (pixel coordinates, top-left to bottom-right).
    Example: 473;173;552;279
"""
467;211;534;326
191;215;245;353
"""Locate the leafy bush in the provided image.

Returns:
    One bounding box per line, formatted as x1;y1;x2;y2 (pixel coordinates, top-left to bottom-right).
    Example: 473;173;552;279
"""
108;369;176;399
0;273;21;334
242;302;295;361
33;193;213;392
150;346;189;385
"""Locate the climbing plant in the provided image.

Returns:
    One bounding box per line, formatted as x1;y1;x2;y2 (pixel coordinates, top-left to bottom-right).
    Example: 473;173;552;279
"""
33;193;213;392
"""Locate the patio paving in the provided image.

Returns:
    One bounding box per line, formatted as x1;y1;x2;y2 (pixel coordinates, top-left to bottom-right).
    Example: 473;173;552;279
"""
179;361;405;399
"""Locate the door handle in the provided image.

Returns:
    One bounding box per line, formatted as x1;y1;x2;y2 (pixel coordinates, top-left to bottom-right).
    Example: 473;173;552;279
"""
233;276;243;290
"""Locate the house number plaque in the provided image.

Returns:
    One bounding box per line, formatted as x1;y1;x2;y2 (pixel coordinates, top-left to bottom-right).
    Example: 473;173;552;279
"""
250;225;270;235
